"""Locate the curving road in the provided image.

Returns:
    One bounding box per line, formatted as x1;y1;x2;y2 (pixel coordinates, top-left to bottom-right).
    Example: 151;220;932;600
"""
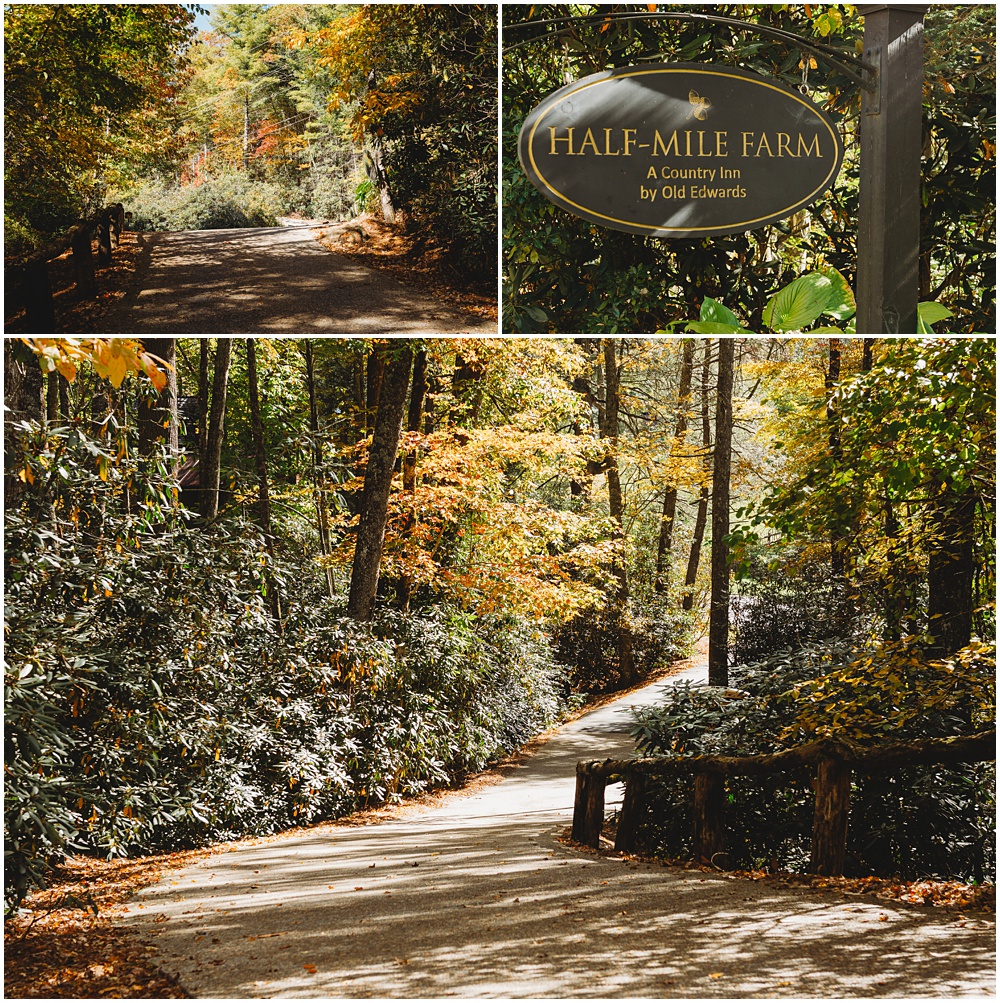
121;662;995;998
105;222;495;335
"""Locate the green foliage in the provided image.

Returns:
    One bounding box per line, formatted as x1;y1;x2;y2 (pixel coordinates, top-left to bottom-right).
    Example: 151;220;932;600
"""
781;638;996;743
4;3;195;251
629;641;996;880
3;421;570;913
920;6;996;332
126;173;292;231
555;598;695;695
731;544;864;665
747;337;996;643
682;268;856;334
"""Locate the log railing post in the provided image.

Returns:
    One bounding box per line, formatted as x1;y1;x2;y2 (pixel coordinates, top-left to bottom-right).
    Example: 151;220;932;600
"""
109;203;124;248
614;770;646;853
810;757;852;875
97;212;113;265
572;765;606;848
693;771;726;864
71;229;98;298
23;262;56;334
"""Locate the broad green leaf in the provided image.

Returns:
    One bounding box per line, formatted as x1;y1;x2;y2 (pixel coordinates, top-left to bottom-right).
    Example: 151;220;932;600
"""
820;266;856;320
763;272;835;332
916;301;954;334
700;297;741;328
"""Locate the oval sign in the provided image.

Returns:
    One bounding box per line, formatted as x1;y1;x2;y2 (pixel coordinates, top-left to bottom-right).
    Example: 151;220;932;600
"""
518;63;844;238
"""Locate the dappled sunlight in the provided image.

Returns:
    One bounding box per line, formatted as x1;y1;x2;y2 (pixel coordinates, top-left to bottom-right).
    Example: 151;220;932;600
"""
107;226;493;334
123;663;994;999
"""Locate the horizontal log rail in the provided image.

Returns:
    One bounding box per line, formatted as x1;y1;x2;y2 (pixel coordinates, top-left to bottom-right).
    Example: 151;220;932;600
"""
572;730;995;876
5;203;126;333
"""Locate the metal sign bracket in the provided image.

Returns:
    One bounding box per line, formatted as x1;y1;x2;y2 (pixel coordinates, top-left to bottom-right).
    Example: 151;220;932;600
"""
864;46;883;114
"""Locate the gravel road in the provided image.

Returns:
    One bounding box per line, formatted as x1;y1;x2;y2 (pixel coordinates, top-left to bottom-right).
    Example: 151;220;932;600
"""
105;222;495;334
121;662;995;998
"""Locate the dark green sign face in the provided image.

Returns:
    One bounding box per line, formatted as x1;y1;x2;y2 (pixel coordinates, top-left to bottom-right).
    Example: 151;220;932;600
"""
518;63;844;238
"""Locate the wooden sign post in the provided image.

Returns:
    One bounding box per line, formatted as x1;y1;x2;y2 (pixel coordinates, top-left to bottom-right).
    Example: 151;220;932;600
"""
856;4;929;334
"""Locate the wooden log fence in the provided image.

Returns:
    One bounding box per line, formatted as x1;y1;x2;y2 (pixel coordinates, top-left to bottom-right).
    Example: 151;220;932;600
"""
6;203;126;333
571;730;995;876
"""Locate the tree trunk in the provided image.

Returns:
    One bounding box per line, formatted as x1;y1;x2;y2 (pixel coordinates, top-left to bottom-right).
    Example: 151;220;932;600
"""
397;349;429;612
245;339;273;545
926;489;977;656
826;338;845;576
347;346;412;621
862;337;874;373
366;346;386;428
451;353;485;426
366;136;396;224
46;371;60;424
201;338;233;519
683;340;713;611
708;338;735;687
247;338;280;620
602;338;638;687
197;338;211;471
138;338;179;463
655;338;695;592
810;759;851;876
305;340;335;599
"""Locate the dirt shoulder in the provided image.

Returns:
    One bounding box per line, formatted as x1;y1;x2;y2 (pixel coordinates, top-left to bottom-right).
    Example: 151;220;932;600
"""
309;211;497;327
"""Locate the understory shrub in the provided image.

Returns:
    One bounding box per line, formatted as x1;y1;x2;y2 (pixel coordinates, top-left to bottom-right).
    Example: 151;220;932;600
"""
629;640;995;881
125;174;295;231
730;543;865;664
4;422;569;913
555;597;695;694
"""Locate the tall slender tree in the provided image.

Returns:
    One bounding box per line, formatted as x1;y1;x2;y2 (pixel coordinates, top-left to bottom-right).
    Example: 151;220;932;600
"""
347;344;412;621
601;338;638;687
304;339;335;599
138;338;179;463
708;338;735;686
201;338;233;519
397;348;429;612
655;338;695;592
683;340;713;611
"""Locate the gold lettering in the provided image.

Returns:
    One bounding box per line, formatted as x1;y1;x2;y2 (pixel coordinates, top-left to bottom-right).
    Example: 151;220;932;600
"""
653;130;680;156
646;166;657;179
797;133;822;157
715;131;728;157
742;131;755;157
549;128;576;155
578;128;601;155
603;128;621;156
697;131;712;157
755;133;774;157
776;133;793;157
623;128;637;156
684;131;692;156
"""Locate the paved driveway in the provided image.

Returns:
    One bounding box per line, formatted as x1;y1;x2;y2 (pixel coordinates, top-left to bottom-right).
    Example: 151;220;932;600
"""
121;663;996;998
106;223;495;334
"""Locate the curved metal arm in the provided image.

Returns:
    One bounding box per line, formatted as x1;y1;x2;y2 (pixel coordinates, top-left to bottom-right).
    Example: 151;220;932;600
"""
503;11;878;93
